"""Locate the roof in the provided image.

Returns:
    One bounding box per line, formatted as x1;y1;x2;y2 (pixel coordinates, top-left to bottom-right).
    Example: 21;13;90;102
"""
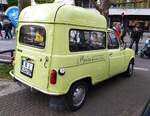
19;3;107;29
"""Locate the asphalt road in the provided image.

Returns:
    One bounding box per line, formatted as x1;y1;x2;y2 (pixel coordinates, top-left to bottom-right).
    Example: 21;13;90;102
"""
0;38;16;51
0;56;150;116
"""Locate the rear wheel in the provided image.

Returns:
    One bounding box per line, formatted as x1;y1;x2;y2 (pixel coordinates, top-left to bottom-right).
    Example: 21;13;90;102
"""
66;81;88;111
126;60;134;77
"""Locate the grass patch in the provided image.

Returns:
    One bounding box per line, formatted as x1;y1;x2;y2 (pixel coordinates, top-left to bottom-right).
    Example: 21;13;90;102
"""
0;64;13;80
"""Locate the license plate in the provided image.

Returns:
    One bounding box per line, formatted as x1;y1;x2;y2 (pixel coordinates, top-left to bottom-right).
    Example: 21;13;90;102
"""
21;60;34;77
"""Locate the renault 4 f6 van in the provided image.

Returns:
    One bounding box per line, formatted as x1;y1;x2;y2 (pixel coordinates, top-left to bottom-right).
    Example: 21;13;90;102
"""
10;3;135;111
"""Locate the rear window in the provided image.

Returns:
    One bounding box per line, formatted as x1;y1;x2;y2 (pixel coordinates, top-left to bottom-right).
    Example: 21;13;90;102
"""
19;25;46;49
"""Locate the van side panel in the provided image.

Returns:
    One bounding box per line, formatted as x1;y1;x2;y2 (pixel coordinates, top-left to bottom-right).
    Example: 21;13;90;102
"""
47;24;109;94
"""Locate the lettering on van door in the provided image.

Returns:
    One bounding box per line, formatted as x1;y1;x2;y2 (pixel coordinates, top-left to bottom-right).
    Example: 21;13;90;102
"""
77;55;105;65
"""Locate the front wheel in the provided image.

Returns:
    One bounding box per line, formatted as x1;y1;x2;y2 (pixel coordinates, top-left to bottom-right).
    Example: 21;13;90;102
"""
66;82;88;111
126;60;134;77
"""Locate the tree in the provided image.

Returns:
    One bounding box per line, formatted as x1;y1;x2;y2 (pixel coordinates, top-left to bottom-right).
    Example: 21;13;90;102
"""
17;0;114;18
18;0;54;12
7;0;18;6
90;0;115;18
35;0;54;3
18;0;31;12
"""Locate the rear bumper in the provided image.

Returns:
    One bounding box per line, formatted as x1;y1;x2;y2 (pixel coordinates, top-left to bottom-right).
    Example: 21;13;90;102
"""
9;70;65;96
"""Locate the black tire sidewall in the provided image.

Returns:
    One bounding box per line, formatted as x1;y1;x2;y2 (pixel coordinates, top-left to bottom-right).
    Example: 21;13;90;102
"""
66;82;88;111
127;61;134;77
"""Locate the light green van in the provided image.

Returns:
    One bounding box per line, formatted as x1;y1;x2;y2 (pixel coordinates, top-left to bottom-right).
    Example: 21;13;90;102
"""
10;3;135;110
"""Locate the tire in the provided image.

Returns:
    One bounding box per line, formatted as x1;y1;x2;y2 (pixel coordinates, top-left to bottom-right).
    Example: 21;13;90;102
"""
126;60;134;77
66;81;88;111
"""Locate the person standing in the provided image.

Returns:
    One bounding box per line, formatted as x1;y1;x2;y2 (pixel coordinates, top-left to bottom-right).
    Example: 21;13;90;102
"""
8;22;13;39
120;24;126;44
129;23;143;54
0;22;3;39
3;16;12;40
112;22;122;43
3;21;10;39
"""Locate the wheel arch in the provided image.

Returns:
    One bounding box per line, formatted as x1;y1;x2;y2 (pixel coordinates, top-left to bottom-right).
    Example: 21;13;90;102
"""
130;57;135;65
67;77;92;93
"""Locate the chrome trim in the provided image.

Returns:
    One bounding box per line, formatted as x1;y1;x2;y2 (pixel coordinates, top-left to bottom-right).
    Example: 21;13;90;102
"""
9;70;64;96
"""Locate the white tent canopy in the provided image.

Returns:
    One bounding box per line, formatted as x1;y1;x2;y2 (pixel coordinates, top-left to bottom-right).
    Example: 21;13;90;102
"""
109;8;150;16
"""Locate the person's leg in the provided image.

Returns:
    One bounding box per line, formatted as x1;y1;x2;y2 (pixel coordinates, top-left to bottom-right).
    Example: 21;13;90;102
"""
5;29;9;39
0;30;3;39
8;29;13;39
4;29;7;39
129;39;134;48
141;43;147;51
121;36;125;44
135;39;140;54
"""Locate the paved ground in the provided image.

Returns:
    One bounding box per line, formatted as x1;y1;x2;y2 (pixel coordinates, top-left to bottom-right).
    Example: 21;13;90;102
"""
0;36;16;63
0;56;150;116
0;38;16;51
0;33;150;116
0;80;25;97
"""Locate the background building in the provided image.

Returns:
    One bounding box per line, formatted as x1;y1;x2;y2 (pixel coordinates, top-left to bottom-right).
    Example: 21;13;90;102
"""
114;0;150;8
109;0;150;31
0;0;8;11
71;0;150;31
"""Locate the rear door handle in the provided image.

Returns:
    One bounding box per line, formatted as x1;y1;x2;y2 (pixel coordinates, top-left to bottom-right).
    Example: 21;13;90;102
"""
17;49;22;52
44;56;49;68
109;53;113;56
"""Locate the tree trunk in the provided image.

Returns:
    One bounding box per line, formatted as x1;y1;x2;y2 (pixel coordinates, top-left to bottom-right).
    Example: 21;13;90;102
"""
90;0;111;19
18;0;31;12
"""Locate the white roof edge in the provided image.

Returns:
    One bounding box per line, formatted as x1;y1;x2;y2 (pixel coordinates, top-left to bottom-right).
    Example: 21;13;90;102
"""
109;8;150;15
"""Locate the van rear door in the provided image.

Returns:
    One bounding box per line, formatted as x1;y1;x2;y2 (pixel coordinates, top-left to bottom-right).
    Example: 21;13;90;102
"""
14;24;52;90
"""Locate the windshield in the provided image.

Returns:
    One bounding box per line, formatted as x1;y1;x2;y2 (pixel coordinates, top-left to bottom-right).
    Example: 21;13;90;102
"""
19;25;46;49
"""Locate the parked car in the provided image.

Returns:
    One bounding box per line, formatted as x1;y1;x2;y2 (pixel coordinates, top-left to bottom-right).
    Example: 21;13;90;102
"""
10;3;135;111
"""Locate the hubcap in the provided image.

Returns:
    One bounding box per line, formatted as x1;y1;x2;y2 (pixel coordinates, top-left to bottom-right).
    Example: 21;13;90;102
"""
72;86;86;107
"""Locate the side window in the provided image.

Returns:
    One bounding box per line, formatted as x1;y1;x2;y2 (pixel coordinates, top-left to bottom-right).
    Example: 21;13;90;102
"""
108;32;119;49
69;29;106;52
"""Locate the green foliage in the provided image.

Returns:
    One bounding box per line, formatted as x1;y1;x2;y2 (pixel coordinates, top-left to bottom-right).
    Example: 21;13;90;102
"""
35;0;54;3
7;0;18;6
0;64;13;80
7;0;55;7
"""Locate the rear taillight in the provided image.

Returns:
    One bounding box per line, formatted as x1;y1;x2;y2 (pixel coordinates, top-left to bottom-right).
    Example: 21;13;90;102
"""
50;69;57;85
